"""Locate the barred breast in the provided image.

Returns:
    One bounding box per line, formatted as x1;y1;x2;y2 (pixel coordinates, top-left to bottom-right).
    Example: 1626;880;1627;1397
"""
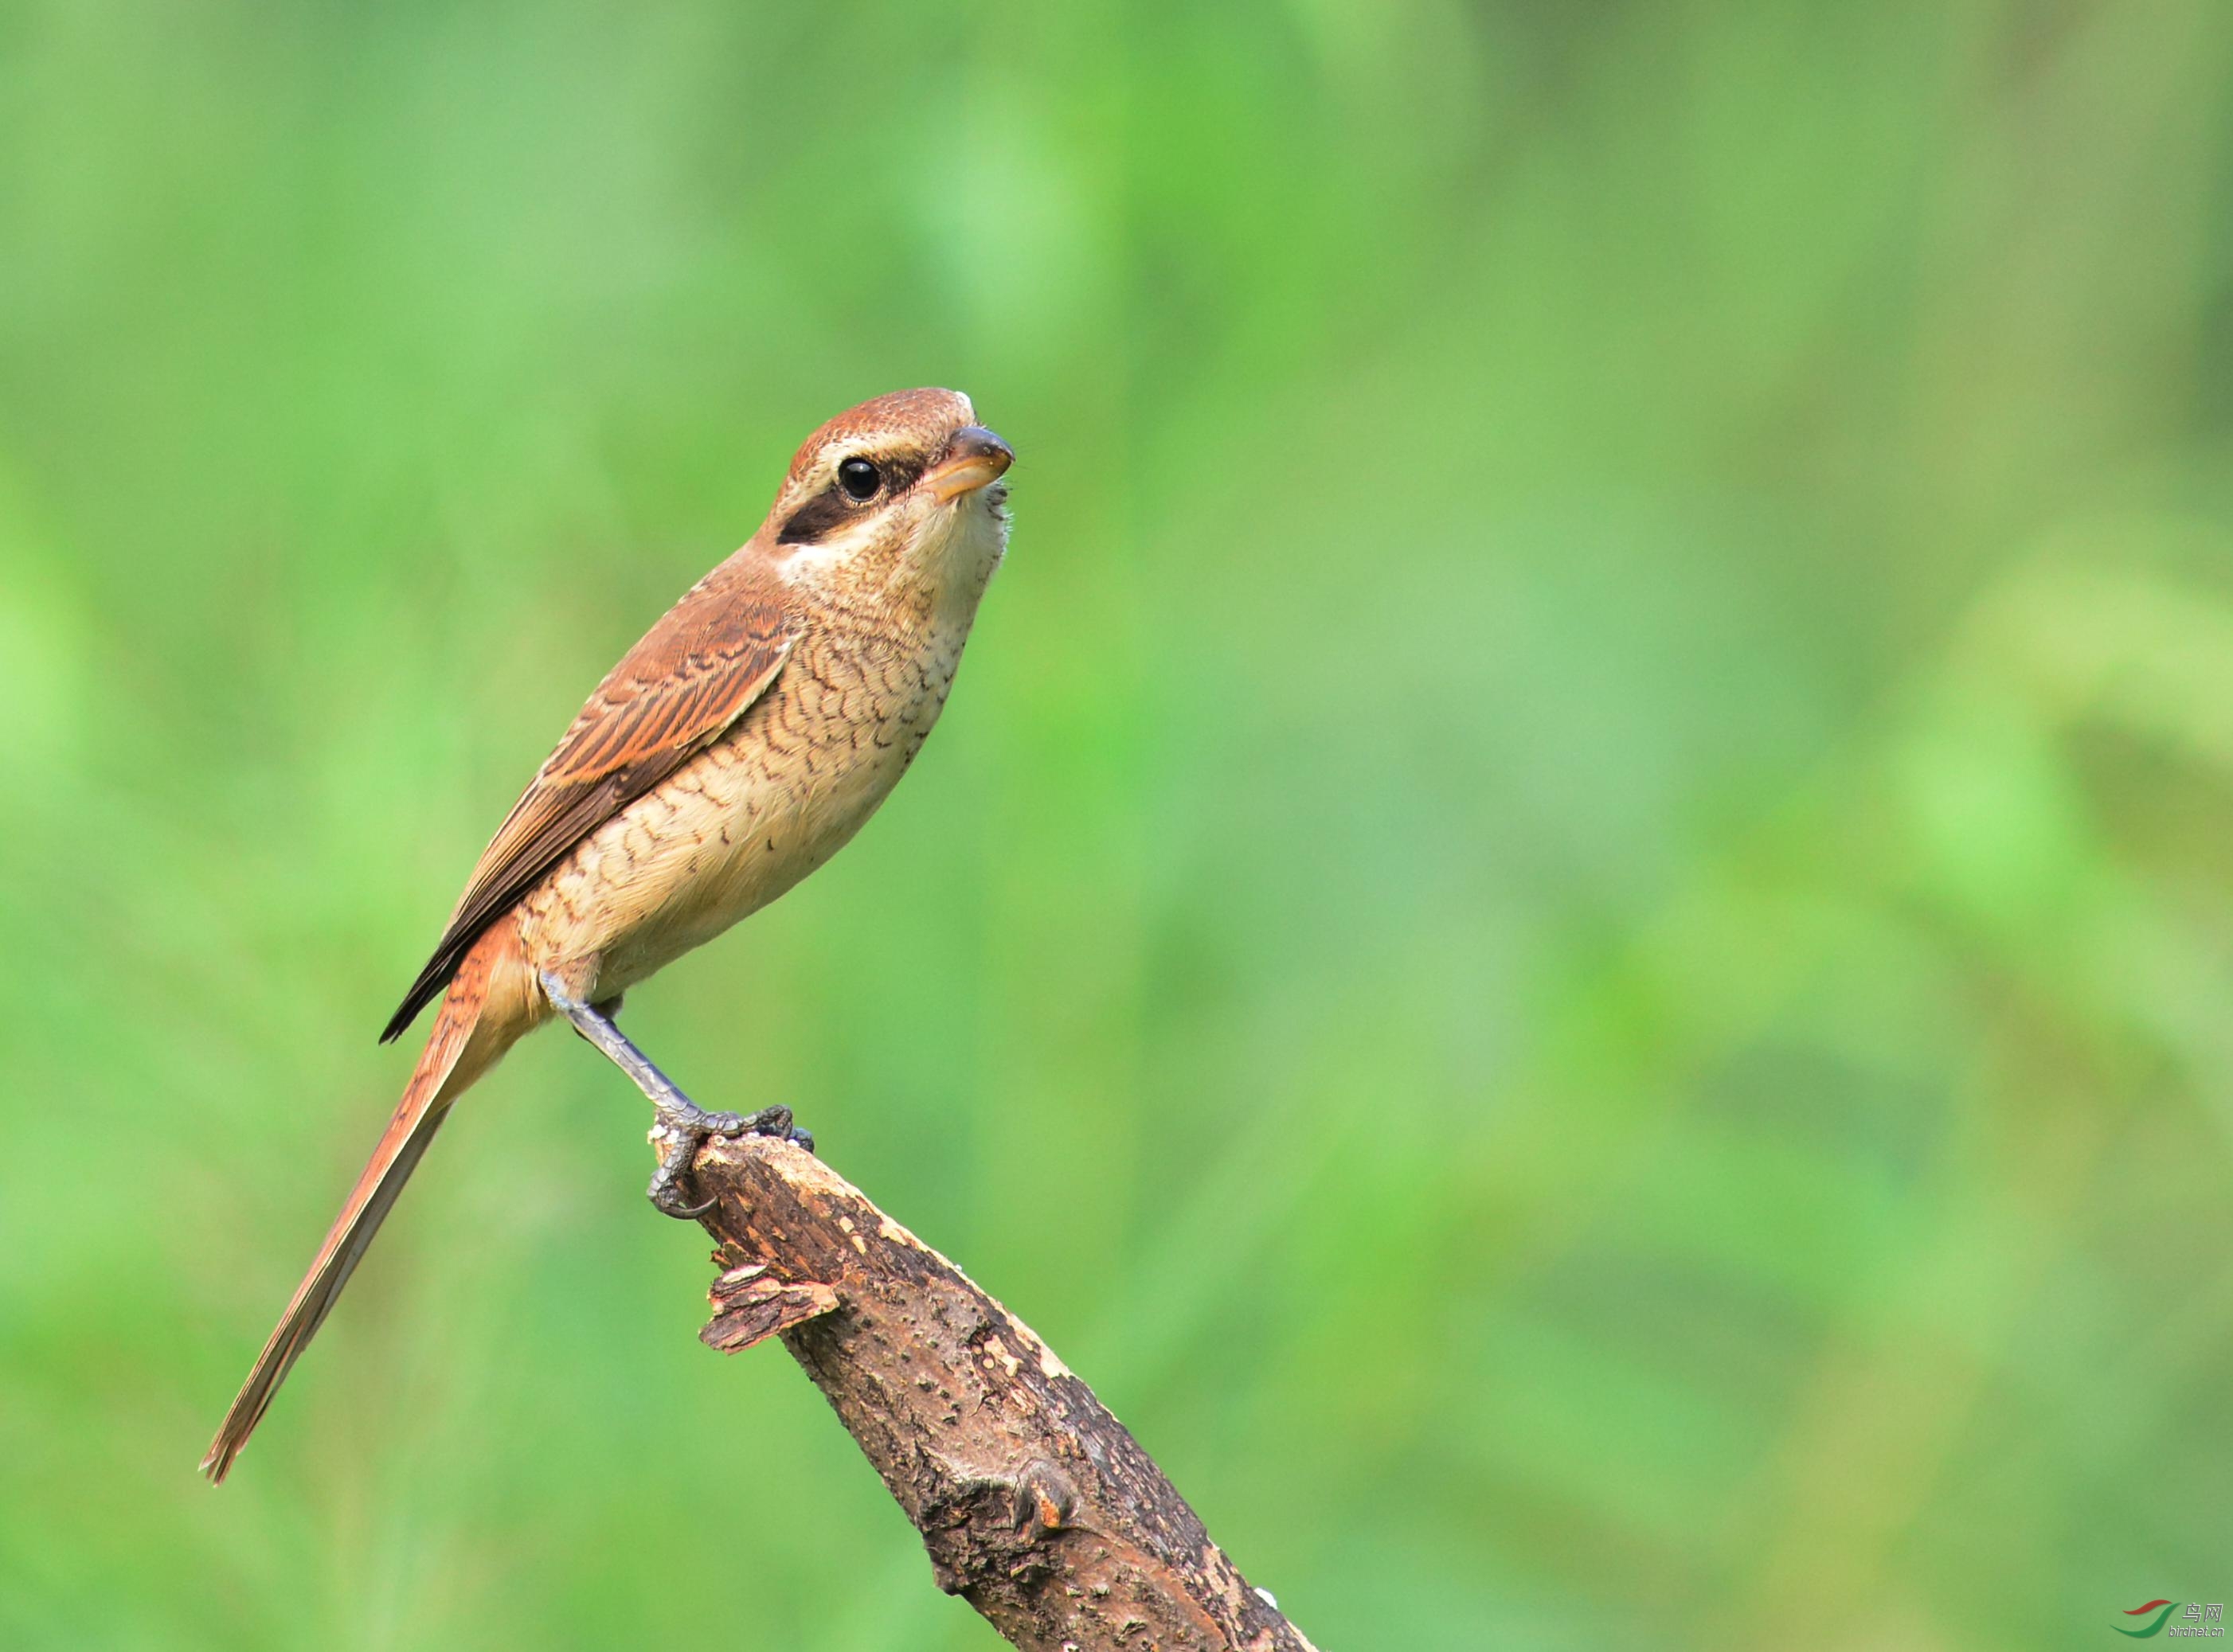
514;607;971;1003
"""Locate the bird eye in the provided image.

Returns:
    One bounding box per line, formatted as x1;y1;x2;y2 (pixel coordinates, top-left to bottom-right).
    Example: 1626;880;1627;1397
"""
837;457;882;501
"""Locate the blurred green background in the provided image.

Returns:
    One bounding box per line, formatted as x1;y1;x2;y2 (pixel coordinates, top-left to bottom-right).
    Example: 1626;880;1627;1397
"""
2;3;2229;1646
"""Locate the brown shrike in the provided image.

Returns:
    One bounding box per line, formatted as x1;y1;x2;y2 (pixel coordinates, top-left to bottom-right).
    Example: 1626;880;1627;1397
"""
203;388;1013;1481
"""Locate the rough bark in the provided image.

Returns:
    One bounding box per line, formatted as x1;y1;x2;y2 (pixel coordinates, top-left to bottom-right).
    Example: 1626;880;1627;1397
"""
684;1133;1317;1652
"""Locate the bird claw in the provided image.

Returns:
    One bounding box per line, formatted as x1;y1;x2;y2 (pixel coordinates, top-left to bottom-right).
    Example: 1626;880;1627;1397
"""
646;1103;816;1219
650;1176;718;1220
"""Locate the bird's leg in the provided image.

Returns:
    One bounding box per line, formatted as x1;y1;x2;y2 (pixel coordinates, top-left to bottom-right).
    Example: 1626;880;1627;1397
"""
539;971;813;1219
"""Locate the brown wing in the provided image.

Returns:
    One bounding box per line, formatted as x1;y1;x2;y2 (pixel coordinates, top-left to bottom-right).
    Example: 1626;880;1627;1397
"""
381;555;796;1042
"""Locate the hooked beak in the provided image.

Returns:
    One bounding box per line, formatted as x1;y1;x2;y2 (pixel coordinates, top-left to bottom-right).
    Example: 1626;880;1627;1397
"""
924;425;1014;503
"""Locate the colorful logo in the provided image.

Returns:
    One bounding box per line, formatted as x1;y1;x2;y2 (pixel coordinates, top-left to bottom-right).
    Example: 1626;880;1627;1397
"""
2118;1602;2178;1639
2118;1600;2225;1638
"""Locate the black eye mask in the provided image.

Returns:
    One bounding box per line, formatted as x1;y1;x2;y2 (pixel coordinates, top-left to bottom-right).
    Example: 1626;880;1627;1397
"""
777;453;932;545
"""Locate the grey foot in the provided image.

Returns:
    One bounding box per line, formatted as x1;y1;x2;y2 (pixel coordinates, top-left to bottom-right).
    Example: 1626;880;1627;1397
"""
534;968;814;1220
648;1102;816;1220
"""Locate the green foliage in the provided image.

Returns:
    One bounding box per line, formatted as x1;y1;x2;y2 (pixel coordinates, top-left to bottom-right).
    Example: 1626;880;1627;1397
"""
2;3;2228;1646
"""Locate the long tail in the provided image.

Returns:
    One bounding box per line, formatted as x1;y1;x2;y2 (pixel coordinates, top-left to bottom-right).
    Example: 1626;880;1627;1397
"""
201;927;525;1482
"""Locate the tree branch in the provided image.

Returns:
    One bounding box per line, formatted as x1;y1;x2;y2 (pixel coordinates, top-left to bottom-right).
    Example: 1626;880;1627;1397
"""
682;1133;1317;1652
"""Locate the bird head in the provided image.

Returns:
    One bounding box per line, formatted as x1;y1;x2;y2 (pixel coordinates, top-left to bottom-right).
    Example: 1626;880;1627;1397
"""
761;388;1012;608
